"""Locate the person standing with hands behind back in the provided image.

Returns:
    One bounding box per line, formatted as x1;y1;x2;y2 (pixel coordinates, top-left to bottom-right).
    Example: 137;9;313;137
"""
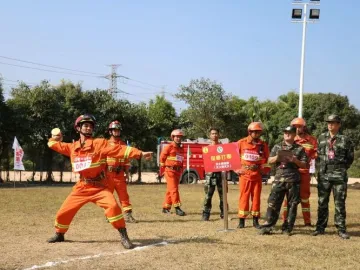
160;129;186;216
202;127;224;221
312;115;354;239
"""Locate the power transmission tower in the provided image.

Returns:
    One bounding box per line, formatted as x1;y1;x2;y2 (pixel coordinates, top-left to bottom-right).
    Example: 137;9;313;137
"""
104;64;130;98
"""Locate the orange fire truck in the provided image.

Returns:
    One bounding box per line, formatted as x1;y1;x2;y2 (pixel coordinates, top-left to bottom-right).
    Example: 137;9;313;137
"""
156;139;230;184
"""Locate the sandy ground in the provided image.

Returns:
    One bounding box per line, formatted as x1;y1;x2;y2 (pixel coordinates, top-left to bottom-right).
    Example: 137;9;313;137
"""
2;170;360;185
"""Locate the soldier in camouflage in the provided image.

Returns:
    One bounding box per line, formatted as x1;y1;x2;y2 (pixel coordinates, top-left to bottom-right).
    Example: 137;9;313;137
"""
202;128;224;221
259;126;308;236
312;115;354;239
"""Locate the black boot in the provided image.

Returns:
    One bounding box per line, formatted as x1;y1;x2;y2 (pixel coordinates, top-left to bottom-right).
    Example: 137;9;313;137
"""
202;211;210;221
162;208;171;214
281;221;289;232
253;217;260;229
237;218;245;229
124;211;138;223
47;232;64;243
338;231;350;240
175;207;186;216
118;228;134;249
219;204;224;219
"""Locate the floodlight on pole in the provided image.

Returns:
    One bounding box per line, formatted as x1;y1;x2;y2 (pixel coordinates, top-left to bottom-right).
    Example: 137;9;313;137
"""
292;0;320;118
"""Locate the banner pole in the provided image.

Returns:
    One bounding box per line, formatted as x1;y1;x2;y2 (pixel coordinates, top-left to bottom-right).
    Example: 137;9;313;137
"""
218;171;234;232
222;171;228;230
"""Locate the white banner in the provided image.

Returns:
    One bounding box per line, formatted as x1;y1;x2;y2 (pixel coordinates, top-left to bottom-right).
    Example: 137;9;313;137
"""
12;137;25;171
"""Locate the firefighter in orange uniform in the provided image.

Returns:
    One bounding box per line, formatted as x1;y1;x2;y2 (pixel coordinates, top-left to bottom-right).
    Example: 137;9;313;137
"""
236;122;270;229
106;120;137;223
282;117;317;226
160;129;186;216
47;114;152;249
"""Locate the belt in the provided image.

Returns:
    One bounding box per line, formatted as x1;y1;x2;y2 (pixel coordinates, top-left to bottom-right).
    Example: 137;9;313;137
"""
242;164;260;171
326;164;347;170
107;166;125;173
166;166;182;171
81;171;105;186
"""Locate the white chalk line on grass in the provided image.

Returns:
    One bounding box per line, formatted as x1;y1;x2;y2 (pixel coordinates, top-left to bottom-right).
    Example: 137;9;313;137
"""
21;241;168;270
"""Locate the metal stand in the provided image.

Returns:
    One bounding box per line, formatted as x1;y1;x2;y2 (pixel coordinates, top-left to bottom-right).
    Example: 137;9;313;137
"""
218;171;235;232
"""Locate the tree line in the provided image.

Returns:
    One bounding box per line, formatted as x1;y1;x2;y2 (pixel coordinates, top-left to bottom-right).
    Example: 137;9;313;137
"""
1;77;359;182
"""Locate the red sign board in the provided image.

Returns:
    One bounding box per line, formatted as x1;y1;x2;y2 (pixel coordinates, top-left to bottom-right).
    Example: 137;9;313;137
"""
202;143;241;173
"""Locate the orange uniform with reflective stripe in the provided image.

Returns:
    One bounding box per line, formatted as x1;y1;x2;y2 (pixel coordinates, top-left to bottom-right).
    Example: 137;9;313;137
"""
282;133;317;224
48;137;142;233
106;138;138;213
237;136;270;218
160;142;184;208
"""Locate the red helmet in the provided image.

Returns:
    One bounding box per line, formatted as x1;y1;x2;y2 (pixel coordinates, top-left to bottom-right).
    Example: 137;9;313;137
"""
74;114;96;130
108;120;122;130
248;122;264;131
171;129;184;139
291;117;306;127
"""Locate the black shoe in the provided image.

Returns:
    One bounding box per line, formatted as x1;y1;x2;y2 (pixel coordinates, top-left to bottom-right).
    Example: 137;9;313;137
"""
125;211;138;223
311;230;325;236
118;228;134;249
253;217;260;229
237;218;245;229
259;227;272;235
338;231;350;240
220;211;224;219
162;208;171;214
175;207;186;216
47;233;64;243
281;221;289;231
282;229;293;236
202;211;210;221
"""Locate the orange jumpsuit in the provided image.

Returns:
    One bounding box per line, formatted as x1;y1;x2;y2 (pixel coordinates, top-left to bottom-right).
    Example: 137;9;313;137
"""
160;141;183;209
48;138;142;233
106;138;133;213
282;133;317;224
237;136;270;218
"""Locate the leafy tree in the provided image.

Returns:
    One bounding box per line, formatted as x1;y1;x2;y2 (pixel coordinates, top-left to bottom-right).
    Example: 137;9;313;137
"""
7;81;63;181
148;95;177;139
176;78;229;138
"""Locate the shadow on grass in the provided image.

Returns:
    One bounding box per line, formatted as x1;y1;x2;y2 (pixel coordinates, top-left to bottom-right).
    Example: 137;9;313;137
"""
133;235;223;246
61;235;223;246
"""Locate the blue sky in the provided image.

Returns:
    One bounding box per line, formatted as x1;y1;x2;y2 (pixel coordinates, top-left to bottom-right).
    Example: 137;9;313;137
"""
0;1;359;112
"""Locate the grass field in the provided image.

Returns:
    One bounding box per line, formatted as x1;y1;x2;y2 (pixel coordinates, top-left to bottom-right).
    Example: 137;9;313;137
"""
1;183;360;270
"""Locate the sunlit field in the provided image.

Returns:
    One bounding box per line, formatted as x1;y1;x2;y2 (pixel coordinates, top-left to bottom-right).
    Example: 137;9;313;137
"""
1;183;359;270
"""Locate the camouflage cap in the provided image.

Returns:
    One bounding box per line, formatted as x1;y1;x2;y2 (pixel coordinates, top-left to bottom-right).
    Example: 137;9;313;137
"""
325;114;341;123
283;126;296;133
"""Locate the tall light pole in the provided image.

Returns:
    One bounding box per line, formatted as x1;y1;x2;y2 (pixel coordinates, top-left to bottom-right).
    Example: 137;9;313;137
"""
292;0;320;117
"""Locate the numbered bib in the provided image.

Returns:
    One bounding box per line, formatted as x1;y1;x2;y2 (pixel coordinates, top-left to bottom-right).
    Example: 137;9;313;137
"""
176;154;184;162
73;156;92;172
243;150;260;161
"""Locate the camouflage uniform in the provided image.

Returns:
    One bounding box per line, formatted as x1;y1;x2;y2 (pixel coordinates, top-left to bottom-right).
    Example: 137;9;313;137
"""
315;116;354;235
260;134;307;234
202;172;223;220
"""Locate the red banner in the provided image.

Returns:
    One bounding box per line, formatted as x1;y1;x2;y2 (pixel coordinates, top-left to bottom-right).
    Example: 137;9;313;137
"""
202;143;241;173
